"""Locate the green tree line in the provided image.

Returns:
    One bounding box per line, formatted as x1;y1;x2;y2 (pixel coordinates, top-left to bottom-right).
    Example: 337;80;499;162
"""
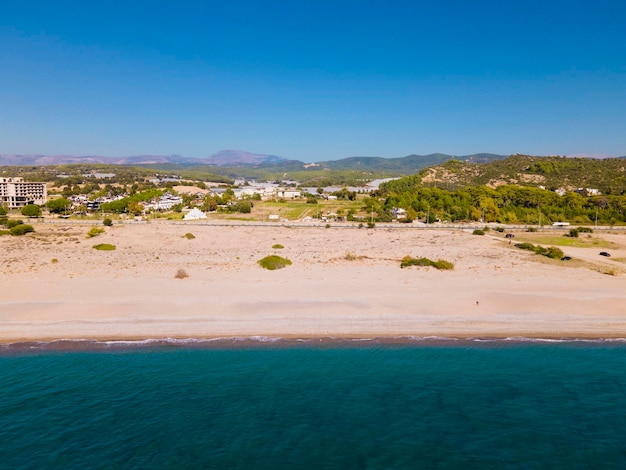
375;183;626;225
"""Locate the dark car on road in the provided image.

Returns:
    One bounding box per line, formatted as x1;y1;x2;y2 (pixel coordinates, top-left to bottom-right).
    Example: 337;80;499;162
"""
599;252;611;257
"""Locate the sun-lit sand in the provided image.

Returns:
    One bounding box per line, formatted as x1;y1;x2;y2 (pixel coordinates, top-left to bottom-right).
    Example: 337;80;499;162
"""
1;220;625;342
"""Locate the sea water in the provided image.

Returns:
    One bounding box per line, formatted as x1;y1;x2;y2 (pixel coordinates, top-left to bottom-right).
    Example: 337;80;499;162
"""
1;339;626;468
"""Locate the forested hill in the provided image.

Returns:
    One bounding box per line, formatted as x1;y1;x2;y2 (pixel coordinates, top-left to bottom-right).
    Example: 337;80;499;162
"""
374;155;626;225
317;153;506;171
389;154;626;195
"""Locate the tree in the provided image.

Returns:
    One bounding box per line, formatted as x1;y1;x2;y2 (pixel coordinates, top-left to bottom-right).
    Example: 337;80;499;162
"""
405;207;418;222
47;198;72;214
21;204;42;217
128;201;144;216
235;201;252;213
0;205;6;216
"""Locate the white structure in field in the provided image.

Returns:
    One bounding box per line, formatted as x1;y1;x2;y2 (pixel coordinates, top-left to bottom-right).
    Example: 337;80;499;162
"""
0;177;47;209
183;208;207;220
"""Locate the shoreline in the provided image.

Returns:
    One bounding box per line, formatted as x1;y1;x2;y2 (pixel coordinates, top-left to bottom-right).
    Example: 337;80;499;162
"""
3;335;626;354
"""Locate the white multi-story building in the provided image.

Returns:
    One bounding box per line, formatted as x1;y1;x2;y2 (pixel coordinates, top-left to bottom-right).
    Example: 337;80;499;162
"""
0;177;47;209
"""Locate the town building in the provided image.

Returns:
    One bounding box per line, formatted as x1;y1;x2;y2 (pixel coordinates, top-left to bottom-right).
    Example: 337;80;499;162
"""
0;177;47;209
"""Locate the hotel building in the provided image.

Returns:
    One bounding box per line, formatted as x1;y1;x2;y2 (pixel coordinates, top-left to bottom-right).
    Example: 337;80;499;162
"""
0;177;48;209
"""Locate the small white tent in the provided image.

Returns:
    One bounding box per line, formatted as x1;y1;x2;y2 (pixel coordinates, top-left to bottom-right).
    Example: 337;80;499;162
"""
183;208;207;220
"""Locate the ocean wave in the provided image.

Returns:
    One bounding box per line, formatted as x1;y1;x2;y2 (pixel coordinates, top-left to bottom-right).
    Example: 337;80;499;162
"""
2;335;626;352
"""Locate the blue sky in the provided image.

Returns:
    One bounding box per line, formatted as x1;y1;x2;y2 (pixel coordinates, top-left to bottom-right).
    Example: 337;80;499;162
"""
1;1;625;161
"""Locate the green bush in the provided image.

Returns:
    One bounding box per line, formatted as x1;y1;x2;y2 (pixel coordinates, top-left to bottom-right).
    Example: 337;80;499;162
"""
93;243;116;251
103;218;113;226
0;229;11;236
566;228;579;238
87;227;105;238
515;242;536;251
526;227;538;232
472;229;485;235
184;233;195;239
272;244;284;249
494;226;505;232
234;201;252;213
6;219;24;229
515;242;563;260
400;256;454;270
0;206;6;216
10;224;34;236
367;222;376;229
0;217;7;226
577;226;593;233
432;259;455;270
258;255;292;270
545;246;565;260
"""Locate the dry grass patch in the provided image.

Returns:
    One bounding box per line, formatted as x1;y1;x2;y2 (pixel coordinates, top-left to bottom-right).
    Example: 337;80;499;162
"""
174;268;189;279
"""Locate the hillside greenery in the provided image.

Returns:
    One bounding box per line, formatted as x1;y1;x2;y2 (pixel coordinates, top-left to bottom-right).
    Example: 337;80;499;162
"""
407;155;626;194
374;155;626;225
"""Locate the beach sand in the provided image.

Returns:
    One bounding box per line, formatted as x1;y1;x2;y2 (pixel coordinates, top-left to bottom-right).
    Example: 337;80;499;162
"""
1;221;625;342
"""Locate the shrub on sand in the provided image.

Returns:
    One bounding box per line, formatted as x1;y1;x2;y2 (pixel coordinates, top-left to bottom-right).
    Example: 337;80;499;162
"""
514;243;564;260
258;255;292;270
184;233;195;240
7;219;24;229
400;256;454;270
10;224;34;236
87;227;105;238
93;243;116;251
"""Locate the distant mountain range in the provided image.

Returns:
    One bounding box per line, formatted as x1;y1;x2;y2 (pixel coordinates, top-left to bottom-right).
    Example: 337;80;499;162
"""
0;150;287;167
0;150;509;168
1;150;624;173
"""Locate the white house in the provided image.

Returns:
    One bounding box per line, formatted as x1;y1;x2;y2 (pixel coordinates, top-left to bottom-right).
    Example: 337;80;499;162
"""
277;189;301;199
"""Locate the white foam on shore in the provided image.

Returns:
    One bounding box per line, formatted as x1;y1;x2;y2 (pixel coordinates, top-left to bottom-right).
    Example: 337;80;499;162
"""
3;336;626;351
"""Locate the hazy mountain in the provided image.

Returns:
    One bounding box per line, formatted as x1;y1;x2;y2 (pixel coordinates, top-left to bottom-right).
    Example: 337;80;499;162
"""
2;151;621;174
0;150;287;167
201;150;286;165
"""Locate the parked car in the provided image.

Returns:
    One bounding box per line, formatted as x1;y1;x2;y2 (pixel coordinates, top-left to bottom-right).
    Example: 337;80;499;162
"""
561;256;572;261
505;233;514;238
599;252;611;257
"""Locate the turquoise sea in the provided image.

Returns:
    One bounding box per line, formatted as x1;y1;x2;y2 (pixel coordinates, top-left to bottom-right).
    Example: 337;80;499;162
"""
2;339;626;469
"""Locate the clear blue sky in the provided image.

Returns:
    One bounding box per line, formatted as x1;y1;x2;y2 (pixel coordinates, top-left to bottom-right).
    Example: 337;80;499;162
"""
1;0;625;161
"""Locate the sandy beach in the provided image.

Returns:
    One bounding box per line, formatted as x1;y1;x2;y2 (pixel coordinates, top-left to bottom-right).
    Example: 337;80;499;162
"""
1;220;625;342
